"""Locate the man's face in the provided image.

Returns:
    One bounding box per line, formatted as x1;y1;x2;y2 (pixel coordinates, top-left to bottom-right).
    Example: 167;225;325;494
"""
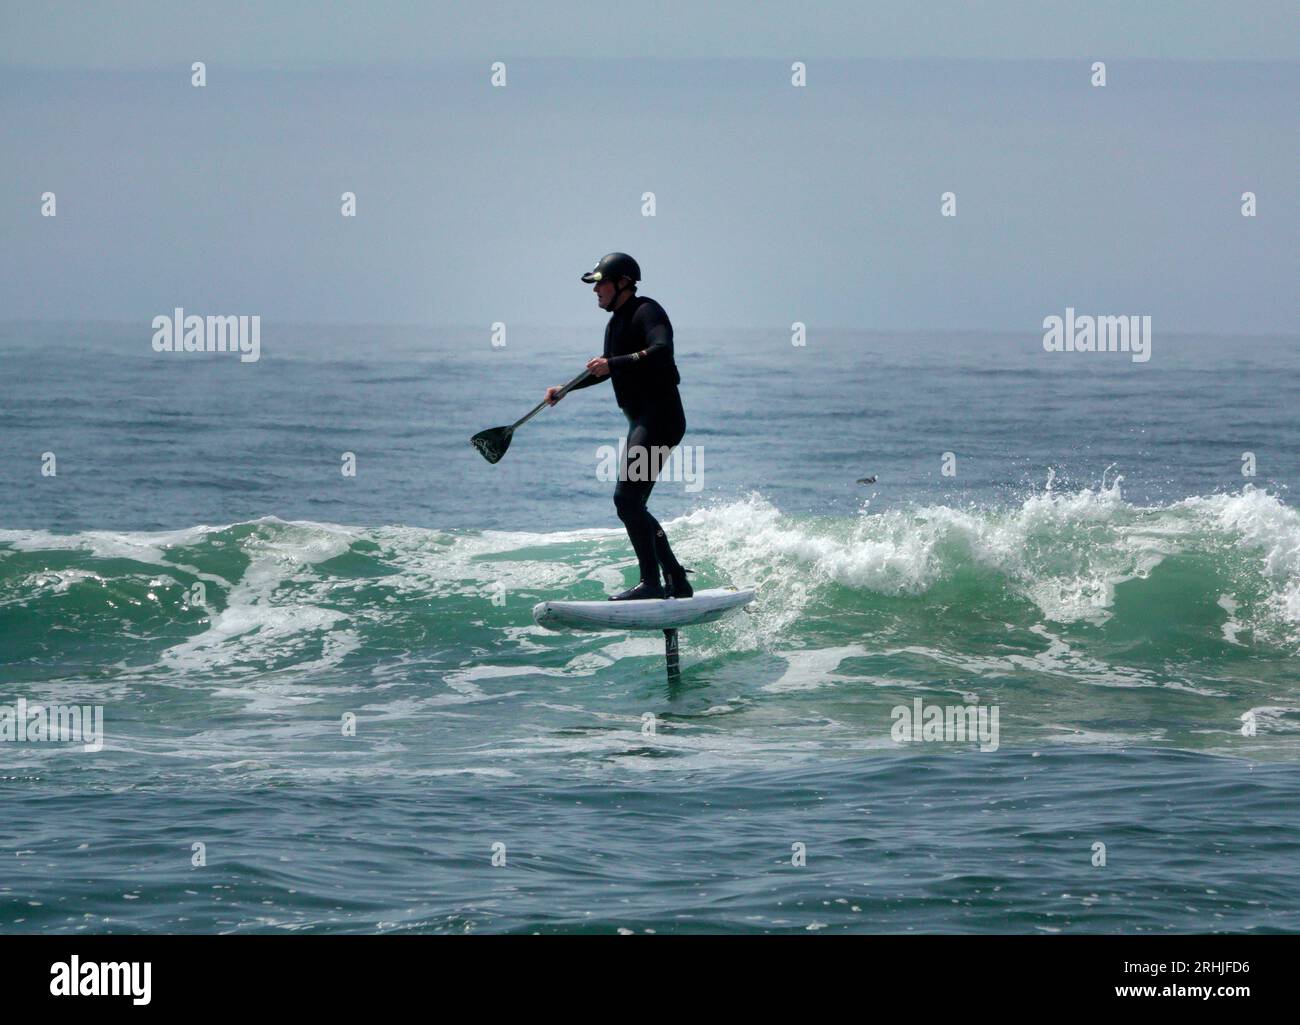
594;279;618;309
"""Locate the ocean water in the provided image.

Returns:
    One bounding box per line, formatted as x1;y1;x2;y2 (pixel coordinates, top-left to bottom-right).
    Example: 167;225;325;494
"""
1;321;1298;934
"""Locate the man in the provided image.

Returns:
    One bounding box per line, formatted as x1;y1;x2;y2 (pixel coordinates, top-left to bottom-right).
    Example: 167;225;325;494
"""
545;252;693;601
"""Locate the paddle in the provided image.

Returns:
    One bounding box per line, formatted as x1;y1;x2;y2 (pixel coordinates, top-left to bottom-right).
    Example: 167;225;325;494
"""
470;369;593;464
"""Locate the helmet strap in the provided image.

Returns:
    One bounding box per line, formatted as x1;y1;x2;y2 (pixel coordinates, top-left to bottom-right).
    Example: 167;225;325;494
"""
611;278;633;309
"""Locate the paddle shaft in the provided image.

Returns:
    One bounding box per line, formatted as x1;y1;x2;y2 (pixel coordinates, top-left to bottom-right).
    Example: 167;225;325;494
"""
510;370;593;430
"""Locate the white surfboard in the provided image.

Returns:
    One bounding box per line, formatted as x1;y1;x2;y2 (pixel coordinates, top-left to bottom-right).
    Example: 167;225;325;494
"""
533;587;756;632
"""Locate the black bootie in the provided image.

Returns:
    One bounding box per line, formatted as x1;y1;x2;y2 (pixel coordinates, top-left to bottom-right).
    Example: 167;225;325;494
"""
664;566;694;599
609;578;665;601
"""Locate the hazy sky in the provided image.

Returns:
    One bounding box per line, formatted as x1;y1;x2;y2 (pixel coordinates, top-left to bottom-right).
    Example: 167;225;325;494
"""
4;1;1298;64
2;3;1296;333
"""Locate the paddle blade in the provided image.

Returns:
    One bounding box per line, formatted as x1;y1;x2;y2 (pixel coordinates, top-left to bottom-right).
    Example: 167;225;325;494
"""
471;426;513;464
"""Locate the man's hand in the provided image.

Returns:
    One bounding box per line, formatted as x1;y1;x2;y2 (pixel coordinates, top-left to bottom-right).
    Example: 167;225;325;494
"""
544;386;563;406
586;356;610;377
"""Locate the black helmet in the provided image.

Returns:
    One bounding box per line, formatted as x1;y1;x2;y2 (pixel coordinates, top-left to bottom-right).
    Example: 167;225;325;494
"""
581;252;641;285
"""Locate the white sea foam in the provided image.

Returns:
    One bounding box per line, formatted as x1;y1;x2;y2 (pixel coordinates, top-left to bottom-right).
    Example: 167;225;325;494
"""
657;485;1300;641
155;520;360;678
763;645;871;692
4;487;1296;772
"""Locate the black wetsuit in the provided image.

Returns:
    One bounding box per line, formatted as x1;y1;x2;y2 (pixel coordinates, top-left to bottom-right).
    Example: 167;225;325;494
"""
571;295;686;586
